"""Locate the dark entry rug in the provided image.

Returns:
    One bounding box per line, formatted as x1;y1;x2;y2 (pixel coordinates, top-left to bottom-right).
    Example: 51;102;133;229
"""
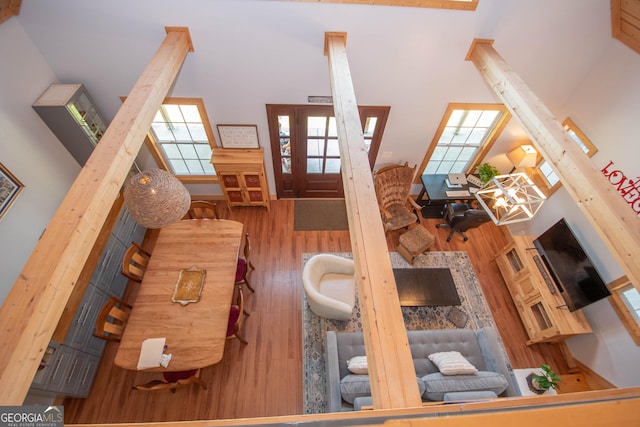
393;268;461;307
301;251;510;414
294;199;349;231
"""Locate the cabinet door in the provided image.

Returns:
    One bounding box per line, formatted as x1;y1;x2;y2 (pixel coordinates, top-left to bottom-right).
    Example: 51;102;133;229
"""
495;245;528;284
30;342;60;389
90;237;119;292
519;295;560;344
113;206;142;245
221;173;241;189
45;345;75;392
62;351;100;397
74;353;100;397
92;237;127;293
66;286;107;356
108;272;129;299
242;173;264;202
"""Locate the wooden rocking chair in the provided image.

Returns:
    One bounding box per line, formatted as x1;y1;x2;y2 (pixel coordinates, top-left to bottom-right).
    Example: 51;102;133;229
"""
373;162;421;233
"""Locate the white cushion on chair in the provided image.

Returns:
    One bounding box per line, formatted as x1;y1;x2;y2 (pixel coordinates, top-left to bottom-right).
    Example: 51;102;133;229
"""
303;254;356;321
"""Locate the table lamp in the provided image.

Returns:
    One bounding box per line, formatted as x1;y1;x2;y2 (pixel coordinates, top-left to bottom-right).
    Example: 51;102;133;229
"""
507;145;538;172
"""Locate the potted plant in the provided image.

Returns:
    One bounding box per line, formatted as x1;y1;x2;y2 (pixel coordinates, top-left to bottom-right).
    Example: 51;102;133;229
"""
477;162;499;184
526;364;562;394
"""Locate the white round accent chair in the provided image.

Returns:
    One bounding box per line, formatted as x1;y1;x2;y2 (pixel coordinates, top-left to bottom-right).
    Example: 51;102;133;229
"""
303;254;356;321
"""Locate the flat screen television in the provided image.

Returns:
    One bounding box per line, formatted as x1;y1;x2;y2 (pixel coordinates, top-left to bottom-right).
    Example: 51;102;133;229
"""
533;218;610;312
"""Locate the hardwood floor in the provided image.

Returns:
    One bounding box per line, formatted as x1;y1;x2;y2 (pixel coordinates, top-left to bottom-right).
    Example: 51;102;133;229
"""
63;199;572;424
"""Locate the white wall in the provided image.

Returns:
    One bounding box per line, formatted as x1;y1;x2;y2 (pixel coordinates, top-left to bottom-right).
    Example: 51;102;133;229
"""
0;19;80;304
509;40;640;387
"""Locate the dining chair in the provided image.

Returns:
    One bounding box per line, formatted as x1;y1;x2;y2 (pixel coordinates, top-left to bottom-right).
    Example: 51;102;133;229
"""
235;232;256;292
132;368;207;393
183;200;219;220
94;296;133;342
227;285;249;345
121;241;151;283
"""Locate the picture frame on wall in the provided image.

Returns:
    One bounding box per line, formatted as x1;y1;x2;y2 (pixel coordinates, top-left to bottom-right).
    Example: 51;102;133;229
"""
0;163;24;221
217;124;260;149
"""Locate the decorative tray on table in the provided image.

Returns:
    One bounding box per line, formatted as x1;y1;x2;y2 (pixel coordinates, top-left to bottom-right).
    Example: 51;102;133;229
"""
172;265;206;305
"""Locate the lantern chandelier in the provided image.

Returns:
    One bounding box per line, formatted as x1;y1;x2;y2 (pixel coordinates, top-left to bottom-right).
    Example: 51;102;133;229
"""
474;173;546;226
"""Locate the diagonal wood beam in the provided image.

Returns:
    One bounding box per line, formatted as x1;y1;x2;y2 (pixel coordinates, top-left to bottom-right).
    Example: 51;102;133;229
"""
0;27;193;404
324;32;422;410
466;39;640;294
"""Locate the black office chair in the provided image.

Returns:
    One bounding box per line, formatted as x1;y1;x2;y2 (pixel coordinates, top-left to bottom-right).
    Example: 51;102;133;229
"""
435;203;492;242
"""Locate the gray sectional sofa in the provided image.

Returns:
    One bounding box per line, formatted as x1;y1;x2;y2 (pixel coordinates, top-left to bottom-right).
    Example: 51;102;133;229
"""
325;328;519;412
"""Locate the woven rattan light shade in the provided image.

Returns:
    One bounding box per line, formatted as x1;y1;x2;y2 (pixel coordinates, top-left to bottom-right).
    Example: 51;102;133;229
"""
123;168;191;229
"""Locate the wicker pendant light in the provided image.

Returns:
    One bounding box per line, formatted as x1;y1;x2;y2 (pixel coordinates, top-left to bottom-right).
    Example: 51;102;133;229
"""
123;168;191;229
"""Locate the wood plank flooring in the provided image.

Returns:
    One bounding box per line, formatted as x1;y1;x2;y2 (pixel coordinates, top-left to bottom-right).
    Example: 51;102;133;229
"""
63;199;572;424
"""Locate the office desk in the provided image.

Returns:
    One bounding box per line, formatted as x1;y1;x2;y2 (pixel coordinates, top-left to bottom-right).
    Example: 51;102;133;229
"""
114;219;243;372
420;174;475;203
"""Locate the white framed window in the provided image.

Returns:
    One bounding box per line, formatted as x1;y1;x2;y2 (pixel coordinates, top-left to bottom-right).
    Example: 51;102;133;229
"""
563;117;598;157
144;98;218;183
530;117;597;197
609;276;640;346
418;103;511;177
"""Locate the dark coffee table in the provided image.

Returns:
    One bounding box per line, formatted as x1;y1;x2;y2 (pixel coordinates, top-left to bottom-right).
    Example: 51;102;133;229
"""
392;268;461;307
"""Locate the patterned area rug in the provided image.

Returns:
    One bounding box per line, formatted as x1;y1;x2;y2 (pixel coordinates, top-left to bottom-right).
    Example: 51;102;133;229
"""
302;251;509;414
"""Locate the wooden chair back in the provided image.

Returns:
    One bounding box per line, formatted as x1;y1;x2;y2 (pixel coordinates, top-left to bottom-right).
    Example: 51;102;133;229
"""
184;200;219;220
227;286;249;345
132;368;207;393
373;162;416;209
94;296;132;342
241;232;254;269
121;242;151;283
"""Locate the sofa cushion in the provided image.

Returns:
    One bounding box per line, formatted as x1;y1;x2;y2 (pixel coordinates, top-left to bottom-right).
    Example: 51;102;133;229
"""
421;371;509;401
340;375;427;405
340;374;371;404
347;356;368;375
407;329;488;377
428;351;478;375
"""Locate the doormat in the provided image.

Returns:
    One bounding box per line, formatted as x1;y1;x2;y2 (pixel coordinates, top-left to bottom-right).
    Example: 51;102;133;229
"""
393;268;461;307
294;199;349;231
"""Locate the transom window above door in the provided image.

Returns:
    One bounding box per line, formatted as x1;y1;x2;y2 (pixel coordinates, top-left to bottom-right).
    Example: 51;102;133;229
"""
144;98;218;183
418;103;511;176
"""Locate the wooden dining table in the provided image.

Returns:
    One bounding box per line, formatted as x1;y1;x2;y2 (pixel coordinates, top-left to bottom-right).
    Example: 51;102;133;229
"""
114;219;244;372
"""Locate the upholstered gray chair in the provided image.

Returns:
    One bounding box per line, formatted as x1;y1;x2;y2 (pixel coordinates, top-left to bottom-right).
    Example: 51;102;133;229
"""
303;254;356;321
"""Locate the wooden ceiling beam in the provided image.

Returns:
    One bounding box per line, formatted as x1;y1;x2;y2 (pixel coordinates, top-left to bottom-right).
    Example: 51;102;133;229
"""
287;0;478;10
0;0;22;25
466;38;640;295
0;27;193;404
324;31;422;410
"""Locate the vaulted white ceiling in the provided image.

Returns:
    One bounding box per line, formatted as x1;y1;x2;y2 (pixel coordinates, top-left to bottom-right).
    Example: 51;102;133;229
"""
17;0;614;177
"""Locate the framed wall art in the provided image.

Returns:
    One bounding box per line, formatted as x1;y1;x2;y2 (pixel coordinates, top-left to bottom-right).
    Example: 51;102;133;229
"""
217;124;260;149
0;163;24;221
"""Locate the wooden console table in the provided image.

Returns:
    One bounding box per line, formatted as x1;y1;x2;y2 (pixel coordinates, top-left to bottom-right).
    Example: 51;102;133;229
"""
494;228;592;345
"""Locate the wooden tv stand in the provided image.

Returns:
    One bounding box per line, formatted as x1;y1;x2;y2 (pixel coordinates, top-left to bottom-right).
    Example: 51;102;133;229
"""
494;228;592;345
